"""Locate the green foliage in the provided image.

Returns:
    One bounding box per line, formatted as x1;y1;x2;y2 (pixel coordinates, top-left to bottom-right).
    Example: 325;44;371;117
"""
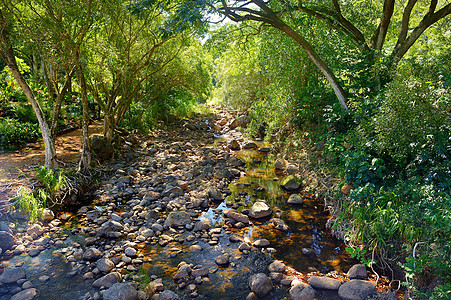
344;151;386;186
14;187;46;222
345;247;374;267
0;118;41;150
36;166;67;200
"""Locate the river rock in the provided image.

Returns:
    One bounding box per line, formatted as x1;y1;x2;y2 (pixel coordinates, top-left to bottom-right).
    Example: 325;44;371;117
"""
268;261;286;273
189;245;202;252
143;191;161;202
248;273;273;297
103;283;138;300
269;218;289;231
341;183;354;195
92;272;122;288
83;248;104;261
237;115;251;127
280;175;301;191
242;142;258;150
249;201;272;219
286;163;298;174
10;288;37;300
252;239;270;248
157;290;179;300
347;264;367;279
289;283;315;300
27;224;43;236
307;276;341;290
0;267;26;283
287;194;303;205
97;258;115;273
274;158;287;171
338;280;377;300
215;254;229;266
90;134;114;160
164;211;192;227
239;242;251;252
226;210;249;224
192;267;209;277
124;247;137;257
207;186;224;201
41;208;55;222
228;140;240;150
0;231;15;250
96;221;124;238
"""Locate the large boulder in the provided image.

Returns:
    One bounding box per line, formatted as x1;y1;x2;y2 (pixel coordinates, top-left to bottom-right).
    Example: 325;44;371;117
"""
347;264;367;279
0;267;26;283
10;288;37;300
338;280;376;300
248;273;273;297
164;211;192;227
207;186;224;202
0;231;15;250
90;134;114;160
249;200;272;219
289;283;315;300
280;175;301;191
103;283;138;300
307;276;341;291
92;272;122;288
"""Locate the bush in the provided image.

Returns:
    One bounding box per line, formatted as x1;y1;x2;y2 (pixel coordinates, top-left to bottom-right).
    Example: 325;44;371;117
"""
0;118;41;149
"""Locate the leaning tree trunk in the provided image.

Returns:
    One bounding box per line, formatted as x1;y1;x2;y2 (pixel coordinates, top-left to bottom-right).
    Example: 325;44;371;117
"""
77;67;91;172
0;10;57;169
278;23;348;111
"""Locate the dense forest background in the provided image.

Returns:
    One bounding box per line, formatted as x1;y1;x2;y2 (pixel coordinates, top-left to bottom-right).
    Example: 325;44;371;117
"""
0;0;449;298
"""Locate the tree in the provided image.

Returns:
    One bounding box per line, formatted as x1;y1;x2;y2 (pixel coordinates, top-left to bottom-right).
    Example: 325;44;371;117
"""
158;0;451;110
0;9;57;169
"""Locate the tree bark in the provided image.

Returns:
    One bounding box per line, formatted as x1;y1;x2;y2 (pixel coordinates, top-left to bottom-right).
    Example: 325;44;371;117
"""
0;10;58;169
77;66;91;172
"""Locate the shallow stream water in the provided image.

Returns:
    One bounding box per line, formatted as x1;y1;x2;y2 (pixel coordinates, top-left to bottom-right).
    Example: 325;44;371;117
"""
1;136;355;300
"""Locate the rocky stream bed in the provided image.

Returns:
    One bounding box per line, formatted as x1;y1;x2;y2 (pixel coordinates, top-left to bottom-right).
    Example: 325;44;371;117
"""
0;109;394;300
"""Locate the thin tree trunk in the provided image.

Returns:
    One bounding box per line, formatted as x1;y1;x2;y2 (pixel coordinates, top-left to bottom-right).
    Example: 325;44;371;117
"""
77;66;91;172
50;72;72;139
0;10;57;169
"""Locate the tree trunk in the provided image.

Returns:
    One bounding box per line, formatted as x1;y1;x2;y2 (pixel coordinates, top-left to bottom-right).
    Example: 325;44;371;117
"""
278;23;348;111
0;10;57;169
50;72;72;139
77;67;91;172
103;110;114;142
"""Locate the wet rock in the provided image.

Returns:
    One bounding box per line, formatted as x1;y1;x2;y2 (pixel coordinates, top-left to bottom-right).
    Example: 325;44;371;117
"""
39;275;50;282
27;224;43;236
270;272;283;283
192;267;209;277
280;175;301;191
226;210;249;224
268;261;286;273
189;245;203;252
246;292;258;300
229;157;245;167
0;267;26;283
103;283;138;300
287;194;303;205
164;211;192;227
248;273;273;297
90;134;114;160
274;158;287;171
253;239;270;248
124;247;137;258
307;276;341;290
269;218;289;231
97;258;115;273
96;221;124;238
242;142;258;150
228;140;240;150
207;186;224;202
10;288;37;300
0;231;15;250
83;248;104;261
338;280;377;300
41;208;55;222
193;222;210;232
289;283;315;300
157;290;179;300
92;272;122;288
239;242;251;252
249;201;272;219
215;254;229;266
302;248;314;256
151;223;164;233
347;264;367;279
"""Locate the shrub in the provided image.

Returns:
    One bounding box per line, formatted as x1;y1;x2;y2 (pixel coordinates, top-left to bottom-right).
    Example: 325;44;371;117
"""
0;118;41;149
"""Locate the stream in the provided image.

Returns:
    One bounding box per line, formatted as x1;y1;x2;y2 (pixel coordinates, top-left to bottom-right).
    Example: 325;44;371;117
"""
0;120;357;300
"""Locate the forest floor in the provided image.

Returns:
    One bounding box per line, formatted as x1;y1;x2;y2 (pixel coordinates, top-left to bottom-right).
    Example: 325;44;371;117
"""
0;122;103;208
